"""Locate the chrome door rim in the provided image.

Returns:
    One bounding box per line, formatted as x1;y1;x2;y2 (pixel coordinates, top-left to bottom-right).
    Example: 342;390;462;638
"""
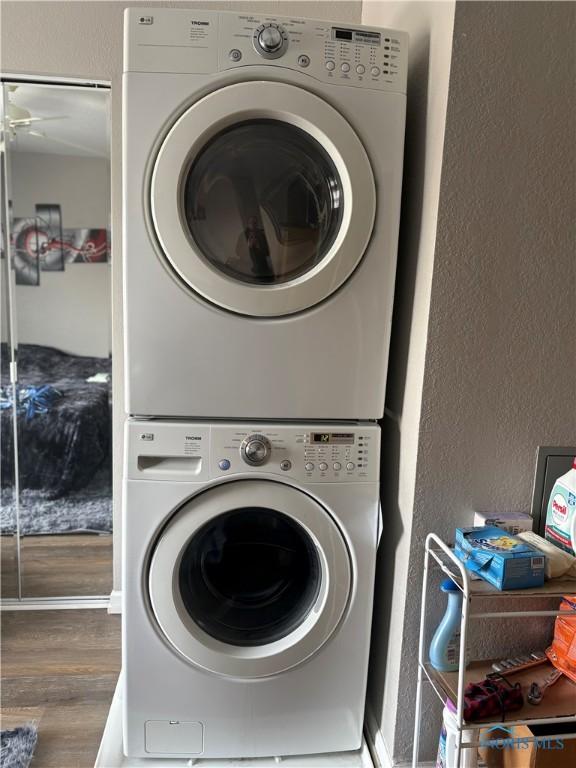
148;480;351;678
149;81;375;317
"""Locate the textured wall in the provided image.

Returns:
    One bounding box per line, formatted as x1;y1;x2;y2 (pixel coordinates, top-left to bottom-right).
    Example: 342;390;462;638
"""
393;1;576;762
1;0;362;594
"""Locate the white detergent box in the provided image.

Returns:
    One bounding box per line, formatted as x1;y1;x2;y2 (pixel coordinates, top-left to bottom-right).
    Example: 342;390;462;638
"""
473;511;533;536
455;526;546;590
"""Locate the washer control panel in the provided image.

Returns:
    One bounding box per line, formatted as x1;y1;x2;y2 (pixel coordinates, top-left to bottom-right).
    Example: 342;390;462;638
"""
125;9;408;93
127;421;379;483
210;423;379;482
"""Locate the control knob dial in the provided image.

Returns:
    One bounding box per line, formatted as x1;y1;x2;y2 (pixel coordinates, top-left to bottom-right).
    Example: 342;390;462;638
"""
253;23;288;59
259;25;283;52
241;434;272;466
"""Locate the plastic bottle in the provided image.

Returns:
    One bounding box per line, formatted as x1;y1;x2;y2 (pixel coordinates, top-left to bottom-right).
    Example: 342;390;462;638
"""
436;699;478;768
545;457;576;555
429;578;462;672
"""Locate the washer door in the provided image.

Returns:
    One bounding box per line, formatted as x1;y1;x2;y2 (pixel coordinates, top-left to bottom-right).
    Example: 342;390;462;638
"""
150;81;375;317
148;480;351;678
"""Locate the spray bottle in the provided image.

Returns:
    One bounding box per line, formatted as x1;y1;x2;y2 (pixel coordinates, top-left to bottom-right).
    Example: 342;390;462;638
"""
429;579;462;672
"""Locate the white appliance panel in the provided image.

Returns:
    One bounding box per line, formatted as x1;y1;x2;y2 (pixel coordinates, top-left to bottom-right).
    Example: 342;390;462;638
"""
122;8;407;419
122;420;381;759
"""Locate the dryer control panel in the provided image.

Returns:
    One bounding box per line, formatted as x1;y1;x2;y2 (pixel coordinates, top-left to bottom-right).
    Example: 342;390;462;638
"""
124;8;408;93
127;421;380;483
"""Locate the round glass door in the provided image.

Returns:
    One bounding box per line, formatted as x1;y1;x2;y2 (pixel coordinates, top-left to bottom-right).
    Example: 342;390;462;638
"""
182;120;343;286
150;81;376;317
148;480;351;678
179;507;322;646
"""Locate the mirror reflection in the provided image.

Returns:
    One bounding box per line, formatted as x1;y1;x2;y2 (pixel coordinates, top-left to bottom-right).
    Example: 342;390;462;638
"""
1;82;112;599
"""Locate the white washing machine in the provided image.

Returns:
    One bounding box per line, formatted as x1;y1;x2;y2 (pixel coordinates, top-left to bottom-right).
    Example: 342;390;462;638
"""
123;8;407;420
123;419;381;759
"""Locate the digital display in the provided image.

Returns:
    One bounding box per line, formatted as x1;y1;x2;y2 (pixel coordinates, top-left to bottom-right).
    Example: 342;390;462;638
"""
332;28;381;45
355;31;381;45
311;433;355;445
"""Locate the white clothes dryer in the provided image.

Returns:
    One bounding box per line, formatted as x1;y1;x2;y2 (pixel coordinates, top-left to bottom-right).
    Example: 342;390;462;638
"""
123;8;408;420
122;419;381;759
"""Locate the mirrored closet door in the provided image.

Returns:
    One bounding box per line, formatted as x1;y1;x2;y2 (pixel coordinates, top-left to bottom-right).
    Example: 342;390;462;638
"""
1;80;112;601
0;148;19;597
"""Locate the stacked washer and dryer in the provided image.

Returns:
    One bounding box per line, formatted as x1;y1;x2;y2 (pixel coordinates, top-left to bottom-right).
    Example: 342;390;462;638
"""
122;7;407;761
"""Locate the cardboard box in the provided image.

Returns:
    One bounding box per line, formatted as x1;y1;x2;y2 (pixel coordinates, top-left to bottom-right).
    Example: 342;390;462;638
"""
454;527;546;590
479;725;576;767
473;511;534;536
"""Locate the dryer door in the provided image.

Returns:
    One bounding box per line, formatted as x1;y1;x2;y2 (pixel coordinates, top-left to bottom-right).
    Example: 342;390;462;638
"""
150;81;375;317
148;480;351;678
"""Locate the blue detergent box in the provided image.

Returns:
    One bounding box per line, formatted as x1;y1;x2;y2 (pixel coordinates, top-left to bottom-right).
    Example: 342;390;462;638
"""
454;526;546;590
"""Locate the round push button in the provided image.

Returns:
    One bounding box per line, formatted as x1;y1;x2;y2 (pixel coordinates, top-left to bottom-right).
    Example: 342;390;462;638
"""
218;459;231;471
229;49;242;62
298;55;310;68
333;462;342;471
325;60;335;71
341;62;350;73
280;460;292;471
346;462;355;471
371;66;380;76
319;462;328;471
305;462;315;472
356;64;365;74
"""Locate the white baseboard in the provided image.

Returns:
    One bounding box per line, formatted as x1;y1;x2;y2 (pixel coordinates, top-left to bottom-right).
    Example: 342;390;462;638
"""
1;597;109;611
364;707;434;768
365;708;393;768
108;590;122;614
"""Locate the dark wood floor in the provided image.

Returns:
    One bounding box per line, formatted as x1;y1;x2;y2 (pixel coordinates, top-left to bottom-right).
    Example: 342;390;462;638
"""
1;534;113;599
1;609;121;767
